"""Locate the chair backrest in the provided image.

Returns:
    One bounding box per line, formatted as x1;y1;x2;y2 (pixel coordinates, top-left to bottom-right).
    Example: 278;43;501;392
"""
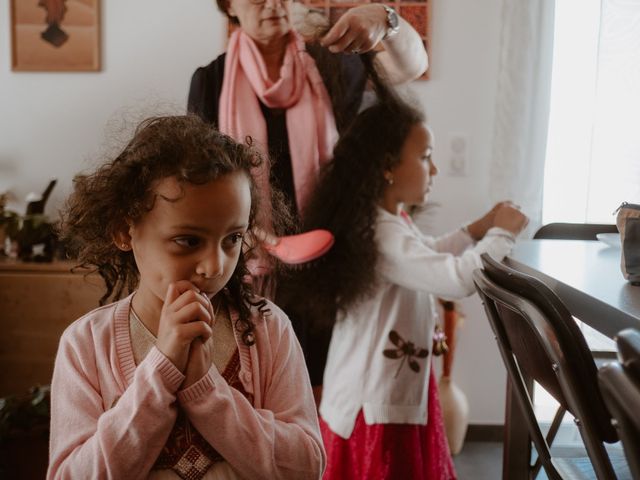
533;222;618;240
617;328;640;378
598;328;640;479
474;253;618;444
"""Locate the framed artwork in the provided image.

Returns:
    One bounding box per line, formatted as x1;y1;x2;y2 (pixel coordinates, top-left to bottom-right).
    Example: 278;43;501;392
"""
10;0;101;72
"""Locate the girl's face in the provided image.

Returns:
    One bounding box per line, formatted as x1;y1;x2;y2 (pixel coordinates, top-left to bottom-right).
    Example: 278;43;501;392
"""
123;172;251;317
381;123;437;213
228;0;293;46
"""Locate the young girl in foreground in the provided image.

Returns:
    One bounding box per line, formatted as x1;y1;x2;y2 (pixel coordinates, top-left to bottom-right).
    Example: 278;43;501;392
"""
284;98;528;479
48;116;325;480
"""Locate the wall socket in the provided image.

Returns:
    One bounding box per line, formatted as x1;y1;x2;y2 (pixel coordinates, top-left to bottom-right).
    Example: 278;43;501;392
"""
447;133;469;176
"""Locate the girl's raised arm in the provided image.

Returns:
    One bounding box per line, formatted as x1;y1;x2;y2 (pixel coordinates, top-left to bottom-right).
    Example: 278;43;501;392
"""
377;214;516;300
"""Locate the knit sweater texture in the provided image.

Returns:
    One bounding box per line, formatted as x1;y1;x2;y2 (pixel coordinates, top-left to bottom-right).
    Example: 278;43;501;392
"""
47;294;325;479
320;209;516;438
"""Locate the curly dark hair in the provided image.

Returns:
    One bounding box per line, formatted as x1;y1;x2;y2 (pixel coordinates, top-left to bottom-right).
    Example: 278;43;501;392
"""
59;115;290;346
278;80;425;330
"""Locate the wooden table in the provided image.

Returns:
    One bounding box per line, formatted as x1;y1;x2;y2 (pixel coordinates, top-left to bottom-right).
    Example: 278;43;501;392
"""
0;259;104;397
506;239;640;337
497;239;640;479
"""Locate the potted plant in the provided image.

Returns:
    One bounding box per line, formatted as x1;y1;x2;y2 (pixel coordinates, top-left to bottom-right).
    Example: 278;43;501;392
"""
0;385;51;478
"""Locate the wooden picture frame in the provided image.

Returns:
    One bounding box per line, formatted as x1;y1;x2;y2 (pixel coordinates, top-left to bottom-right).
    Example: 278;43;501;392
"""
10;0;101;72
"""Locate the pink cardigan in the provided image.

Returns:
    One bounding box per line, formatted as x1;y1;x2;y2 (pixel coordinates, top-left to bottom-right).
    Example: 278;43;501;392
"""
47;294;325;479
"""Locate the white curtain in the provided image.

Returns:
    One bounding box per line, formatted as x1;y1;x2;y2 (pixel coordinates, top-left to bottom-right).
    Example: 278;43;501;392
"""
543;0;640;224
489;0;556;235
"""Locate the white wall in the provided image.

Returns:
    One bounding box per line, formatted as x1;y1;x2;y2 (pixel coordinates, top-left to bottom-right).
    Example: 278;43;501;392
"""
0;0;507;424
0;0;226;213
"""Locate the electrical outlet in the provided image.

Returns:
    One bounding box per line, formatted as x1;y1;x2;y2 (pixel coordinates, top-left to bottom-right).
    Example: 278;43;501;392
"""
448;133;468;176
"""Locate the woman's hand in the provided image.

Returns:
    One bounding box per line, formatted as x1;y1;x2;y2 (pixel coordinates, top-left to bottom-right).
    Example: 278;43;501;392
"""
320;5;388;54
156;281;213;373
318;5;427;84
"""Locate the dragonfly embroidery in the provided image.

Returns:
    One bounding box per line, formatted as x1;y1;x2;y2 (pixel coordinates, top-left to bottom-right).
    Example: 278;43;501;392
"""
383;330;430;378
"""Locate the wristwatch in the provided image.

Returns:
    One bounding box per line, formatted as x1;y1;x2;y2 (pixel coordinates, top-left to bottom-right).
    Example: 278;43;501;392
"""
381;5;400;40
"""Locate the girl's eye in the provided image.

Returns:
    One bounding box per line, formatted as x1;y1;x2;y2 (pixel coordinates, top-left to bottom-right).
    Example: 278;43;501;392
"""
224;232;245;248
174;236;201;248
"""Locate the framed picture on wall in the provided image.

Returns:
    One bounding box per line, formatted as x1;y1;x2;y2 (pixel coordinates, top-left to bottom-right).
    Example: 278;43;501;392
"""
10;0;101;72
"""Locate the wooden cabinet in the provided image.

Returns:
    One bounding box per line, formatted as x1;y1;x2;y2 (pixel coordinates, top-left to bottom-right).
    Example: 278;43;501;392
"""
0;259;104;397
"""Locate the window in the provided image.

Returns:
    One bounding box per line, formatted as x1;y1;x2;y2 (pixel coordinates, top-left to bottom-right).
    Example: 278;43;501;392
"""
542;0;640;224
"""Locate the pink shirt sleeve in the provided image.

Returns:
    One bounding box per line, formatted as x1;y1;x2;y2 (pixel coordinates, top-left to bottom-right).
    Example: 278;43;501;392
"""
47;328;184;480
177;312;326;479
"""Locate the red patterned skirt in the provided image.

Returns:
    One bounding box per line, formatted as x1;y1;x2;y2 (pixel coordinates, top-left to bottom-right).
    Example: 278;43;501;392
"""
320;368;457;480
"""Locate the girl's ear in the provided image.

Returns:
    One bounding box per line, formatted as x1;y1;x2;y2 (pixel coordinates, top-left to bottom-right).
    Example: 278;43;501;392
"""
383;170;395;186
226;0;236;18
383;152;397;170
113;225;133;252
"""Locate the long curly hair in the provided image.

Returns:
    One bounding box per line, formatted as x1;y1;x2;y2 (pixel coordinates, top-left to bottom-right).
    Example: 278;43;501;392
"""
279;84;425;330
59;115;290;346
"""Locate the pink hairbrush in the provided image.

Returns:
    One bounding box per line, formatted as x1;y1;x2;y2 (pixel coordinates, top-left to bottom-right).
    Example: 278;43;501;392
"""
264;229;334;265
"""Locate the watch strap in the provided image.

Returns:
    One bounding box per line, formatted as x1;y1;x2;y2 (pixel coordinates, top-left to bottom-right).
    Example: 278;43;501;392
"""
382;5;400;40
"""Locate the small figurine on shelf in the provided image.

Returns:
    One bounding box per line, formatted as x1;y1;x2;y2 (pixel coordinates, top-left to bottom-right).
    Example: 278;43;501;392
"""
26;179;57;215
0;192;20;257
16;179;58;262
16;215;56;262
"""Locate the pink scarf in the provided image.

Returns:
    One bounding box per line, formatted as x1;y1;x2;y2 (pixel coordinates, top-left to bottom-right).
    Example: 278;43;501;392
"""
219;29;338;217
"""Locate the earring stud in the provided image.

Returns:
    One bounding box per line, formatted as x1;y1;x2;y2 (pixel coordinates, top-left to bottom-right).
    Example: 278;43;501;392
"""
121;242;129;250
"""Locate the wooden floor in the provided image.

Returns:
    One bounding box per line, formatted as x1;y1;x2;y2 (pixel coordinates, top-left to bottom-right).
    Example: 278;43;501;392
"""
453;440;629;479
453;441;503;479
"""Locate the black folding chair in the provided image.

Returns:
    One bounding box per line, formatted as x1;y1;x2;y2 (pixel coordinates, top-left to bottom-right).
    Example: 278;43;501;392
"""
473;253;630;479
534;222;620;360
533;223;618;240
599;328;640;479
